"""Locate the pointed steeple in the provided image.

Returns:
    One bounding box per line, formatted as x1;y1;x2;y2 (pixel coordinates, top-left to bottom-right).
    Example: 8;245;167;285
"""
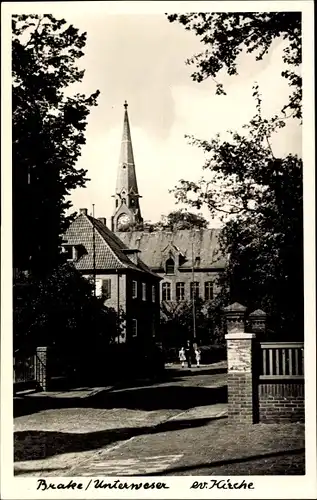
112;101;143;232
116;101;139;195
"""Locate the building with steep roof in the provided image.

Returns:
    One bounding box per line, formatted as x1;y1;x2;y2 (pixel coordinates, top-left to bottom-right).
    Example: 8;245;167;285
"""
62;209;161;343
116;229;226;304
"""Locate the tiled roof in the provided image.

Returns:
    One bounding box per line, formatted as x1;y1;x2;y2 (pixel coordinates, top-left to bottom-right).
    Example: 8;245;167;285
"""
115;229;226;270
62;214;159;277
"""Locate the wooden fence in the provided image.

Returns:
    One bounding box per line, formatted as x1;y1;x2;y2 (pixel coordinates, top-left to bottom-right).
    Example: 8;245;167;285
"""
259;342;304;379
257;341;304;422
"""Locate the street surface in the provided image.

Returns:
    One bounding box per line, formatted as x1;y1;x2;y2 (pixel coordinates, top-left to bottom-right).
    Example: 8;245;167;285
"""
14;362;305;476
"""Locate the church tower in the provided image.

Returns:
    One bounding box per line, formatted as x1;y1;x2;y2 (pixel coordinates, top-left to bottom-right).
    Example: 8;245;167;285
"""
112;101;143;232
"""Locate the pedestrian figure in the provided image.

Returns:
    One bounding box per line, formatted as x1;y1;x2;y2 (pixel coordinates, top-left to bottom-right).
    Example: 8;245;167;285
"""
185;341;192;368
195;348;201;367
179;347;186;368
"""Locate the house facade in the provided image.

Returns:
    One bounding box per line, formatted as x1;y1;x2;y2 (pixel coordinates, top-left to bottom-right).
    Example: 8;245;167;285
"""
62;210;161;344
117;229;226;307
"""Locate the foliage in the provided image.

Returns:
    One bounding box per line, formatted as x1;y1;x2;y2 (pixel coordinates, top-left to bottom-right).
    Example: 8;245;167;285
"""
138;209;209;232
12;14;100;275
171;88;303;337
167;12;301;119
159;296;226;348
13;264;120;353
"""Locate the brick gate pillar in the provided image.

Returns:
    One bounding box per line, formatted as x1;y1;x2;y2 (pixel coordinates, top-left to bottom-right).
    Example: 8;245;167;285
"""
35;346;48;391
224;303;256;424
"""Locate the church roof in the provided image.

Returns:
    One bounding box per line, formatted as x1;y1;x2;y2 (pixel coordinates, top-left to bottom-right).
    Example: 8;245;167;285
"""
62;213;159;278
115;101;140;196
115;229;226;270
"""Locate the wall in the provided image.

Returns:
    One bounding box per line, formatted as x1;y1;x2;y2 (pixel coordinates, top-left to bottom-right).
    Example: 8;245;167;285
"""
126;273;160;345
224;303;305;425
82;271;160;344
83;273;127;313
258;382;305;423
158;269;222;303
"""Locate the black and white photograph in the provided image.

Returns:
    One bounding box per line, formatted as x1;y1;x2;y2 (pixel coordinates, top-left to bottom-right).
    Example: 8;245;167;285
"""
1;1;316;498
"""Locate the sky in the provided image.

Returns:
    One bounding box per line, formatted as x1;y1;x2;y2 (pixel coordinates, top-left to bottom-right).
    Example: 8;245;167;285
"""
8;7;302;228
63;12;301;228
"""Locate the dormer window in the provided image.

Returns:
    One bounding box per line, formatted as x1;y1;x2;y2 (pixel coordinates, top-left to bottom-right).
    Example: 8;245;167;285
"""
62;245;77;261
166;257;175;275
62;244;85;262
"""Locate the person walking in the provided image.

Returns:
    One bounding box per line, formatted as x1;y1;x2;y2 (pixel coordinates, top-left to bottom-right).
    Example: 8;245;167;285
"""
195;348;201;367
179;347;186;368
185;340;192;368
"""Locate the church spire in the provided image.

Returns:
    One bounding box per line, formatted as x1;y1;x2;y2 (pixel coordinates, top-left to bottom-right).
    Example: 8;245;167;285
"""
112;101;143;231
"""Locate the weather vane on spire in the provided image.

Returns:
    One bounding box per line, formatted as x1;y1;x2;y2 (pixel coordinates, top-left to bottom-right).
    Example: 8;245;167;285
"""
124;100;128;109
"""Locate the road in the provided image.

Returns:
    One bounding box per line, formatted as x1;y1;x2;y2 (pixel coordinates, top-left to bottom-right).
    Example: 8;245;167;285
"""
14;362;305;476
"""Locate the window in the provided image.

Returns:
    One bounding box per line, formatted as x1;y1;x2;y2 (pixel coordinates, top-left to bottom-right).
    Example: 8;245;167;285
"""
190;281;200;300
95;279;102;297
166;257;175;275
132;280;137;299
205;281;213;301
132;319;137;337
152;285;155;303
63;245;73;260
142;283;146;301
176;282;185;301
102;279;111;299
162;282;171;301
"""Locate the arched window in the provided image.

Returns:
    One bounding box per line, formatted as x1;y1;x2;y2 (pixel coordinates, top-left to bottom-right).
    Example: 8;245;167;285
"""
166;257;175;275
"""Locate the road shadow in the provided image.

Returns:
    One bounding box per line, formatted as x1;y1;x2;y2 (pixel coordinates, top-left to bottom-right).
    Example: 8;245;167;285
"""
113;365;227;390
142;447;305;476
15;384;228;416
14;415;227;463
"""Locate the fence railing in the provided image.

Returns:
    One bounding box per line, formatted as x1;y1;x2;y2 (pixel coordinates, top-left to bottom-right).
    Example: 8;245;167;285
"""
259;342;304;380
13;354;35;383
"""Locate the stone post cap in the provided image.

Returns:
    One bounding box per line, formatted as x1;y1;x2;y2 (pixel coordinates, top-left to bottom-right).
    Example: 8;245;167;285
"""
223;302;247;314
249;309;267;318
225;332;256;340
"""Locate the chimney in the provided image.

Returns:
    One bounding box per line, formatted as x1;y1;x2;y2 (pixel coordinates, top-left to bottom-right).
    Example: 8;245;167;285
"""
79;208;88;215
98;217;107;226
122;248;140;265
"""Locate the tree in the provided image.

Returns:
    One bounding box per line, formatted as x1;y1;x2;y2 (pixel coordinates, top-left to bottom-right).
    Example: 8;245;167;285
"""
13;263;120;354
12;15;100;276
167;12;301;119
159;296;226;349
140;209;209;232
171;89;303;338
